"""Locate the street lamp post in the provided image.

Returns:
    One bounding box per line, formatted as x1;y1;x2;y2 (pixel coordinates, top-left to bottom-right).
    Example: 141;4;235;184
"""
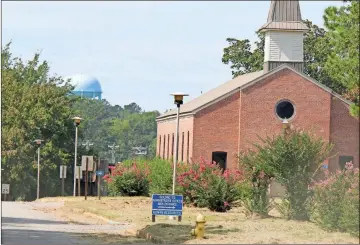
34;139;43;200
170;92;189;195
72;117;82;197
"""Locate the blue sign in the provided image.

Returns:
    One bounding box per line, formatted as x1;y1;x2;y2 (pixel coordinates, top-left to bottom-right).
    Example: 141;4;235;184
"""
152;194;183;216
96;170;105;176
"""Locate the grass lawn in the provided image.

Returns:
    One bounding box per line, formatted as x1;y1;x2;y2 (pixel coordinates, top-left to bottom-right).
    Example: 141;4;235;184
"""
38;196;359;244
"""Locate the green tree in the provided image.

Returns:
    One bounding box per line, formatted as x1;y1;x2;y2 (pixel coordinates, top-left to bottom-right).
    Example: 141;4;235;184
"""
323;1;359;116
222;20;345;93
71;97;156;163
222;32;264;78
110;111;159;161
1;42;76;200
239;129;333;220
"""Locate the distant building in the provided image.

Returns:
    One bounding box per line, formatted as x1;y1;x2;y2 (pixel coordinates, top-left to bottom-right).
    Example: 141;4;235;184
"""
68;74;103;100
156;0;359;172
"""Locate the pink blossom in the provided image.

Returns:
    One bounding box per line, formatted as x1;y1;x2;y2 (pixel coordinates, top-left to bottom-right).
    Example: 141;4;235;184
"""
323;169;330;177
345;161;354;170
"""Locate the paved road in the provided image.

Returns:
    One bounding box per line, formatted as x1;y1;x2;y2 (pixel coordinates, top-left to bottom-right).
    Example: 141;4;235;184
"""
1;201;135;245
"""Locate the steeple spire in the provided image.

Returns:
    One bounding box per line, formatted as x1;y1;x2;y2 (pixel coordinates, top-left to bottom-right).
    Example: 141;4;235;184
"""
259;0;308;73
267;0;302;22
259;0;308;32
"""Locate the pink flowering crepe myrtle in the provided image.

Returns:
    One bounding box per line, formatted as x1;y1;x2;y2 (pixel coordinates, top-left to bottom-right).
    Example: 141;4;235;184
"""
308;161;359;191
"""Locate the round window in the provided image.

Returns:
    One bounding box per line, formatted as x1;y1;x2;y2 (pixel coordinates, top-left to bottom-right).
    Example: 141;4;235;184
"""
275;100;295;120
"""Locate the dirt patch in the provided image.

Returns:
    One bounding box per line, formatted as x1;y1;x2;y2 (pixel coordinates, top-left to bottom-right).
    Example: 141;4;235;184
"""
39;196;359;244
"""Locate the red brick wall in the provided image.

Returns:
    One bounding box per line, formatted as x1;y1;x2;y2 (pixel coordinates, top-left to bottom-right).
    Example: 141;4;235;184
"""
157;67;358;174
239;69;331;154
329;97;359;169
156;116;194;163
193;92;240;169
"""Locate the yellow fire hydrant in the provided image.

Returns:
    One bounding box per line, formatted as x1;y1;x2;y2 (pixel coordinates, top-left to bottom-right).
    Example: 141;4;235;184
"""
191;214;206;239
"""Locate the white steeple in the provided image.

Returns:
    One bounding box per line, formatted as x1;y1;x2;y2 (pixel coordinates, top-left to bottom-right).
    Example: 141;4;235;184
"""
258;0;309;73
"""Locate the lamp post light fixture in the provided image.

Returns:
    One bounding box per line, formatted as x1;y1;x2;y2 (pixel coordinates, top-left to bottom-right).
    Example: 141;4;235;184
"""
72;116;82;197
169;92;189;196
34;139;43;200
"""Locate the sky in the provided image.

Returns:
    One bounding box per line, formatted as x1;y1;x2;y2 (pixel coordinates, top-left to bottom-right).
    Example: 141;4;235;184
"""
2;1;344;113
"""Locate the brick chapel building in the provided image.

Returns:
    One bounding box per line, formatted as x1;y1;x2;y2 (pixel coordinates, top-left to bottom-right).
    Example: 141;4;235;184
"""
156;0;359;173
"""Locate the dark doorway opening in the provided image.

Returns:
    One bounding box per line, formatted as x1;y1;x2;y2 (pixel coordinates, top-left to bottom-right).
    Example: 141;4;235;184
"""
212;151;227;172
339;156;354;170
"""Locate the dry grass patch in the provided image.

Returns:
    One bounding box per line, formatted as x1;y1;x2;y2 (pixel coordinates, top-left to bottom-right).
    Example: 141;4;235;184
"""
81;233;150;244
39;196;359;244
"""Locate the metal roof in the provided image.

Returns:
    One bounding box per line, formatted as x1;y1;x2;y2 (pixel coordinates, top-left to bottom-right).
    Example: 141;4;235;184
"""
157;70;264;120
259;21;308;31
258;0;309;32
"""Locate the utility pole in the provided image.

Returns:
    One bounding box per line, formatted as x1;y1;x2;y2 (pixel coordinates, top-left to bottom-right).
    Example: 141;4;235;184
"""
34;139;43;200
132;146;148;158
108;143;119;163
85;157;89;201
97;157;101;200
82;140;94;151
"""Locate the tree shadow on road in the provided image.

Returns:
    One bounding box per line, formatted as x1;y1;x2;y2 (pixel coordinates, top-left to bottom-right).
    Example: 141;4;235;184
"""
2;216;100;226
2;229;150;245
2;217;70;225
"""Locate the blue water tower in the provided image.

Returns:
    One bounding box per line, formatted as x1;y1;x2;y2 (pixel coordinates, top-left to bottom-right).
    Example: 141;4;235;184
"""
69;74;103;100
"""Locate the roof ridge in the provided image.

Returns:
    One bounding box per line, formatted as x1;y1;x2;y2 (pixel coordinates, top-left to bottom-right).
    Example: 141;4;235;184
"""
157;70;264;119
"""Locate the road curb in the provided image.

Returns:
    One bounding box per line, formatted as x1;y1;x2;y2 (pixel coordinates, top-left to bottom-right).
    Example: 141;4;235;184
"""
136;226;165;244
75;211;165;243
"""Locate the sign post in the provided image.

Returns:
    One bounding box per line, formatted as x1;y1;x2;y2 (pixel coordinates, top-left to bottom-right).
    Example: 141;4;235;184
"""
2;184;10;201
81;156;94;199
151;194;183;222
75;166;82;196
78;166;81;196
96;170;104;200
60;165;67;196
85;157;89;200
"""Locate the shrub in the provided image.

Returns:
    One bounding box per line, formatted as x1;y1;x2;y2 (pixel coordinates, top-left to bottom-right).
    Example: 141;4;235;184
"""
176;157;246;212
239;129;333;220
123;157;181;194
239;151;274;216
104;162;150;196
147;158;177;194
309;161;359;236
